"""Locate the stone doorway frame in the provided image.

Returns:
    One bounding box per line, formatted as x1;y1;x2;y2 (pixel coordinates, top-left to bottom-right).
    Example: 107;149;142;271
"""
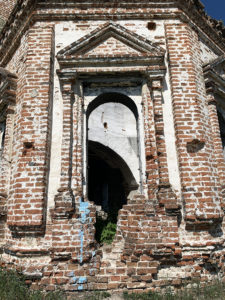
54;21;179;218
84;90;144;199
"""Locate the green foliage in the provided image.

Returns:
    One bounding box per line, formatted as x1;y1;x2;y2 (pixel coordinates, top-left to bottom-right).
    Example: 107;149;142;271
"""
95;216;117;244
100;221;117;244
29;290;65;300
123;280;225;300
1;266;225;300
0;267;65;300
123;291;161;300
83;291;111;300
0;267;29;300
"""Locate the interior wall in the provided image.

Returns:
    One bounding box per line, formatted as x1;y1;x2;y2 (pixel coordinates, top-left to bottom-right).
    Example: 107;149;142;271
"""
88;102;139;188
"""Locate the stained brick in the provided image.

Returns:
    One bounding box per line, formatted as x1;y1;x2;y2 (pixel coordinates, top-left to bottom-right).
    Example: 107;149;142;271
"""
0;0;225;295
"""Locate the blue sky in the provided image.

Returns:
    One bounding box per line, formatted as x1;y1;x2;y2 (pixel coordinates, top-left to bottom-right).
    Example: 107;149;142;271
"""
202;0;225;22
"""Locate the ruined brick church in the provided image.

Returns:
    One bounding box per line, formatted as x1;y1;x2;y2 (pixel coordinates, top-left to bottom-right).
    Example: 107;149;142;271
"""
1;0;225;293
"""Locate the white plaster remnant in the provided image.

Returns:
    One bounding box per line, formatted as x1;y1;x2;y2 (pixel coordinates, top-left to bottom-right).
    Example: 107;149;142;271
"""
158;266;192;279
47;66;63;208
83;85;146;195
88;102;139;187
200;39;218;64
55;20;167;53
0;122;5;150
163;48;182;196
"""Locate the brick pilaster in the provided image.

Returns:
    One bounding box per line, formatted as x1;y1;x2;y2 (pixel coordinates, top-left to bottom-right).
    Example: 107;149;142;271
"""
0;69;17;205
165;23;223;225
7;24;54;230
150;77;179;213
143;73;178;214
71;82;83;197
142;81;159;206
207;93;225;208
52;76;76;220
51;73;84;219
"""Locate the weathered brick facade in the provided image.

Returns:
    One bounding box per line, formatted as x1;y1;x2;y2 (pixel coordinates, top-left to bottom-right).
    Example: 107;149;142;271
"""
1;0;225;294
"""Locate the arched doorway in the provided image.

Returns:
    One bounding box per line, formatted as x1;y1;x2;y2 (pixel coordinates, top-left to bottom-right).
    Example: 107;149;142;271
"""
86;93;140;243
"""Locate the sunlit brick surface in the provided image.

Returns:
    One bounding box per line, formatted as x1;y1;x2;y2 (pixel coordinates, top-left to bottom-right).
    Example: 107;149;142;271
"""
0;0;225;294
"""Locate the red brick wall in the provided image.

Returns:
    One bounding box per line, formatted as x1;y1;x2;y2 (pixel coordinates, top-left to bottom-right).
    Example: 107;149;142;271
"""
208;97;225;208
0;1;225;294
7;23;54;229
165;23;223;226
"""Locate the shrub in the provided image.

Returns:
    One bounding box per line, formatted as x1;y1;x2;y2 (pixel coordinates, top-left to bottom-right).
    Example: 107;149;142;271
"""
95;216;117;244
100;221;117;244
0;267;65;300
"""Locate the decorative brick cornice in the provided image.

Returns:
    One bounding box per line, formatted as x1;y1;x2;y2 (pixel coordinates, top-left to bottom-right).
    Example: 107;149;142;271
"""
179;0;225;39
0;67;17;118
56;69;77;83
144;68;166;82
0;0;225;67
203;56;225;98
0;0;36;66
32;0;225;51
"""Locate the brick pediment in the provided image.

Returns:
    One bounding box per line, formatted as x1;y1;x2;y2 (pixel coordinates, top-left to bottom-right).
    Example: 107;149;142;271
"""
83;36;141;57
57;22;165;60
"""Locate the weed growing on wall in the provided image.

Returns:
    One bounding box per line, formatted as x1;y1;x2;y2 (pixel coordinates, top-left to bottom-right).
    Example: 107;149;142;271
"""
100;221;117;244
95;216;117;244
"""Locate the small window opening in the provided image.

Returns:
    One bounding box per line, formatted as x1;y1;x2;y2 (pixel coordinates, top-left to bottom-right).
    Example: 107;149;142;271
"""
0;121;6;152
147;22;156;31
24;141;34;149
22;142;34;156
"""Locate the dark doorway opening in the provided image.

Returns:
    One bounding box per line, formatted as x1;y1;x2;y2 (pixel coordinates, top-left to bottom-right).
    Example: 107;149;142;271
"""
88;142;128;244
88;148;127;221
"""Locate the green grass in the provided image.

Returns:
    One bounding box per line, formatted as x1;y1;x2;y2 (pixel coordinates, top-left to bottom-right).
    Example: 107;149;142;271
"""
0;267;65;300
1;266;225;300
123;280;225;300
83;291;111;300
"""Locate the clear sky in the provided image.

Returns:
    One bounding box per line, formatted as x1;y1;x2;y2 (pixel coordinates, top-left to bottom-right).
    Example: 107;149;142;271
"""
202;0;225;23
